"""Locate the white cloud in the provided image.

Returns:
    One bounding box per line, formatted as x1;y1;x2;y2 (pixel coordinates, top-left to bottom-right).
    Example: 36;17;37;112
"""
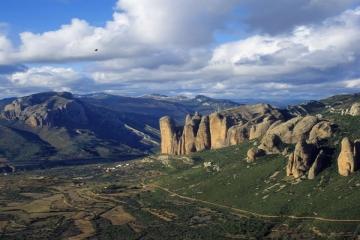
0;33;13;64
240;0;360;33
10;66;82;89
116;0;238;46
0;0;240;66
1;1;360;101
210;7;360;79
344;78;360;88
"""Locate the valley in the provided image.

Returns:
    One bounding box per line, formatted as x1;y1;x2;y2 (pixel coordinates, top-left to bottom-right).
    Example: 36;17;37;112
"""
1;92;360;239
2;141;360;239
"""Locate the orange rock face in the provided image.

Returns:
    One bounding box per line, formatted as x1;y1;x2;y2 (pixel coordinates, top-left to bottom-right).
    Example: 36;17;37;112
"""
209;113;229;149
159;116;177;155
337;137;357;176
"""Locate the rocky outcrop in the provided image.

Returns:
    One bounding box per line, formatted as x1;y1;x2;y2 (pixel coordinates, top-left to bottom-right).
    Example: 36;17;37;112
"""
2;92;88;128
349;103;360;116
160;104;285;155
226;123;250;146
195;116;211;151
308;121;335;144
209;113;229;149
160;116;178;155
308;150;326;180
178;114;202;155
159;102;336;161
337;137;359;176
249;117;275;140
259;116;335;154
247;147;265;163
286;138;317;178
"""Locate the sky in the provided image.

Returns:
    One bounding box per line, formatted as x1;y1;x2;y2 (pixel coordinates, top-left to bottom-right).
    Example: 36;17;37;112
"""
1;0;360;102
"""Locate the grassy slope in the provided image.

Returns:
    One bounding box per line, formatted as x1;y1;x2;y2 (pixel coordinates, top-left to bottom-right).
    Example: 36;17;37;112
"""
156;144;360;218
0;125;56;164
153;114;360;234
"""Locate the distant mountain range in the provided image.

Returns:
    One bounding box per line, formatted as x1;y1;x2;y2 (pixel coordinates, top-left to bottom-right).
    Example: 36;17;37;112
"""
0;92;239;168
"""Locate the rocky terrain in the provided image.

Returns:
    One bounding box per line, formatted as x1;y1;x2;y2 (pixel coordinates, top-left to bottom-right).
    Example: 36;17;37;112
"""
160;104;285;155
160;94;360;180
2;92;360;239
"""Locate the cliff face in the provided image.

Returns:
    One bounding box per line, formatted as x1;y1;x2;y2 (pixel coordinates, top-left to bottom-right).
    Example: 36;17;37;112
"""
2;92;89;128
337;137;360;176
160;104;285;155
159;116;177;155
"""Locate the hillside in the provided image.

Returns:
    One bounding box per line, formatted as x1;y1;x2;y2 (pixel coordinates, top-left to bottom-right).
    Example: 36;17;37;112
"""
0;92;240;168
80;93;239;124
151;112;360;237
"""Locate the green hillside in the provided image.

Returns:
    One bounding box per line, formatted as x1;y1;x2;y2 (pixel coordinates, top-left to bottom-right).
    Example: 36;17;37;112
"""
152;114;360;235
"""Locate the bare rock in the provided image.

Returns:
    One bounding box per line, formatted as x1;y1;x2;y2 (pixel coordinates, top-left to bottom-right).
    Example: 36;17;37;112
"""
178;114;202;155
308;150;327;180
249;117;274;140
195;116;211;151
226;124;249;146
259;134;282;154
209;113;229;149
308;121;335;144
350;103;360;116
286;138;317;178
264;117;303;145
292;116;319;143
2;92;88;128
160;116;178;155
259;116;323;154
247;147;265;163
337;137;356;176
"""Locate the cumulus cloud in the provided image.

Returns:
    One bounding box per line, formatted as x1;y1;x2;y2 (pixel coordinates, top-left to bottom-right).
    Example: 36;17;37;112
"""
9;66;83;89
210;7;360;83
240;0;360;33
0;0;239;66
1;0;360;102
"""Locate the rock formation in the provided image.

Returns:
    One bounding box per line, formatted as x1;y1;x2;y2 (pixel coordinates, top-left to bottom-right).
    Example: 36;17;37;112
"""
159;104;335;160
2;92;88;128
195;116;211;151
160;104;285;155
226;124;249;146
286;138;317;178
259;116;334;154
249;117;275;140
209;113;229;149
349;103;360;116
178;114;202;155
337;137;358;176
160;116;178;155
247;147;265;163
308;150;326;180
308;121;334;144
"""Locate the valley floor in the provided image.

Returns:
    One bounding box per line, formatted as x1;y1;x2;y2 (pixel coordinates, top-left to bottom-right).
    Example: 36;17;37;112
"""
1;142;360;240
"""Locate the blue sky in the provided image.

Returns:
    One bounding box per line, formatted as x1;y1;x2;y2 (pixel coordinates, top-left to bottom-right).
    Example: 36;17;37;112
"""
0;0;115;42
1;0;360;102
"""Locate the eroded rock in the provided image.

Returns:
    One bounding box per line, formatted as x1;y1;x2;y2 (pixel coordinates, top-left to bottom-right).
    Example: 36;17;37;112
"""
195;116;211;151
246;147;265;163
226;124;249;146
286;138;317;178
337;137;357;176
308;121;335;144
160;116;178;155
209;113;229;149
350;103;360;116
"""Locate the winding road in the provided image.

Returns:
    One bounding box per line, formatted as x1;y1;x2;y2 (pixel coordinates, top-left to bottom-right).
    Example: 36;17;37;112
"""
149;183;360;223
